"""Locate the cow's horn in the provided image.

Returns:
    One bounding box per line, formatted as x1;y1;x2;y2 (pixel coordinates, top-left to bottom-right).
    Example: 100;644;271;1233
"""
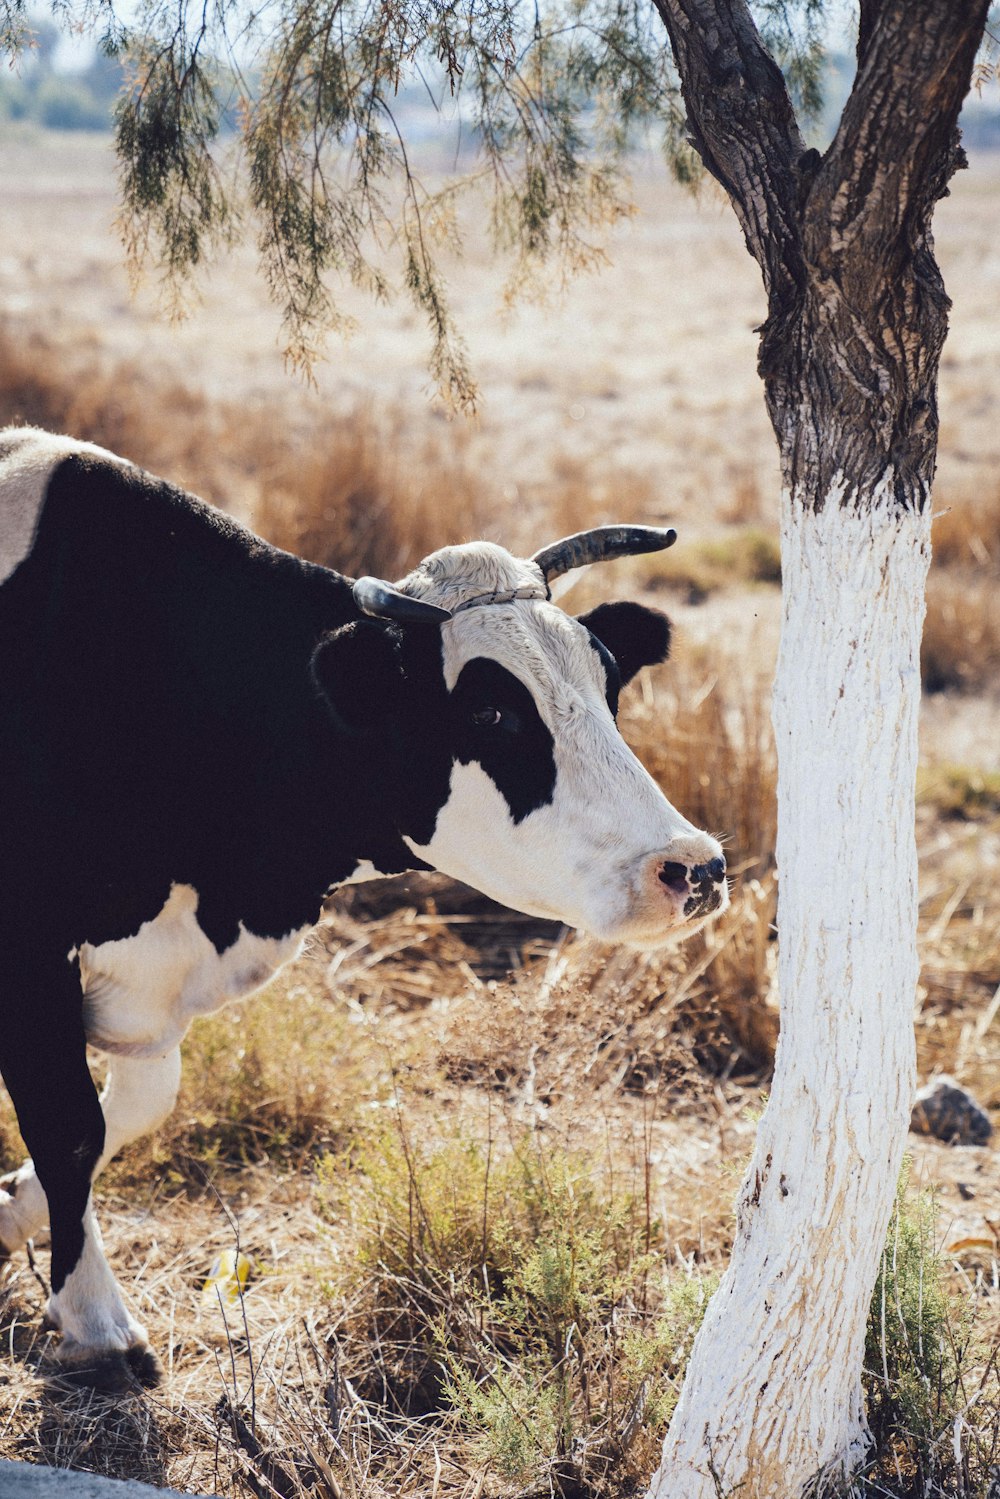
531;524;677;582
353;576;452;624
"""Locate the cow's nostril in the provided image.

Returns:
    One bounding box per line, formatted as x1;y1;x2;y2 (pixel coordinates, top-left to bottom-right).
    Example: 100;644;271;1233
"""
658;861;689;893
691;857;726;886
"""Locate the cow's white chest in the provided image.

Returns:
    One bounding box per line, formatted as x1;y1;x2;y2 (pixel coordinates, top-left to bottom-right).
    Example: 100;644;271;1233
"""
78;884;308;1058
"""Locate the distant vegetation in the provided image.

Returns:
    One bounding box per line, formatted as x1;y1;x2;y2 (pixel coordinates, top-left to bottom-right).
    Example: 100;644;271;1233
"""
4;21;999;147
0;19;123;129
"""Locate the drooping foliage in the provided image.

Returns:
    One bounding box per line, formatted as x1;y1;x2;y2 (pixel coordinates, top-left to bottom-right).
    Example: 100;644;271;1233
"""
0;0;828;403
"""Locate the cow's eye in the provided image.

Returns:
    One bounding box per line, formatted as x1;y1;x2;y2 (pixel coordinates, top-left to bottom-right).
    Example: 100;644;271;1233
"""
471;706;502;728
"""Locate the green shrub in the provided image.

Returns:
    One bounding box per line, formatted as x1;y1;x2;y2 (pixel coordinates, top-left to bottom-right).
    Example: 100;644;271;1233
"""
917;764;1000;821
864;1174;955;1464
639;525;781;600
859;1166;999;1496
320;1127;714;1493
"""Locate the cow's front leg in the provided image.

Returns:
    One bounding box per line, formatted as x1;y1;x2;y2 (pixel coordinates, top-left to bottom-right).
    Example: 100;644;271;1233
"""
0;951;160;1389
0;1048;183;1255
44;1195;160;1389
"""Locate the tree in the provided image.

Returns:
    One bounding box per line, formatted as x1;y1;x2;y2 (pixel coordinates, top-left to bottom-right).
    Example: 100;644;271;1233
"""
640;5;990;1495
1;0;994;1491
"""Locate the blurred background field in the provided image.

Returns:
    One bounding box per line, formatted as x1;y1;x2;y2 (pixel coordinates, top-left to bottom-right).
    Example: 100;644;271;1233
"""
0;128;998;1496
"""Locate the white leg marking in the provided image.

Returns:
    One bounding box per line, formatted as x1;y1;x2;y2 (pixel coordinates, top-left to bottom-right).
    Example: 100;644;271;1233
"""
47;1201;149;1362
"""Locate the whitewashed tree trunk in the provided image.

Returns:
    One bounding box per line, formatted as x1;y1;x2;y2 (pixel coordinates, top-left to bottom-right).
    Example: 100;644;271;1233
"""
638;0;986;1489
647;481;931;1498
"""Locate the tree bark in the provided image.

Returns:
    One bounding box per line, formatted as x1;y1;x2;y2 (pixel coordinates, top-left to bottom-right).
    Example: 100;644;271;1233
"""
650;488;930;1497
644;1;990;1493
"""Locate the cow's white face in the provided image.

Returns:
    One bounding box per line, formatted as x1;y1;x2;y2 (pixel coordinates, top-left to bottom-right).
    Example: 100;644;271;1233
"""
396;543;729;947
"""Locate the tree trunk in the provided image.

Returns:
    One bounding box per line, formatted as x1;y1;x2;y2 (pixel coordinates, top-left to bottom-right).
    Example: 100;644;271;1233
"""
642;3;988;1491
648;482;930;1497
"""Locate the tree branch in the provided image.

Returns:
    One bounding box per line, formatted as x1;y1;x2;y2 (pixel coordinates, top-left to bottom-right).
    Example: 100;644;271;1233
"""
808;0;991;283
648;0;810;372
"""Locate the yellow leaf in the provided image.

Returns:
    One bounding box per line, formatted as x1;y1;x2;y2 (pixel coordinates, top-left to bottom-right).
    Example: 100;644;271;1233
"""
202;1249;252;1305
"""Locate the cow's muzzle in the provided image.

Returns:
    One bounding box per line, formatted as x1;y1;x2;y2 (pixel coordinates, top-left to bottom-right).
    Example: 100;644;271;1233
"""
658;855;728;918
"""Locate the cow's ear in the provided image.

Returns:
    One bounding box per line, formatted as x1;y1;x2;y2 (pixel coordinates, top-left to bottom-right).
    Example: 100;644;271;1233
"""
311;620;404;736
577;601;672;687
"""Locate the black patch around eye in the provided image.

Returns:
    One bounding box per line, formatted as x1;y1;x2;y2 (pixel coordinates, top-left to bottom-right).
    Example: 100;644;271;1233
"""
587;632;621;716
450;657;556;824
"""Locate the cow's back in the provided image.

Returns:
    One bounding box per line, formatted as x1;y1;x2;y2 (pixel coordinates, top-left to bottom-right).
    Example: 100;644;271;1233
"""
0;427;356;949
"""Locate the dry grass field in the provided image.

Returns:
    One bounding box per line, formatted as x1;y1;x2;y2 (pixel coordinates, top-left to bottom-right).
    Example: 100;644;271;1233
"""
0;127;998;1496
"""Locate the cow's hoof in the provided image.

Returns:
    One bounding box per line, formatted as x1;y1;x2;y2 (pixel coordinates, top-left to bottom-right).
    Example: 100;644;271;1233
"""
54;1341;162;1394
127;1342;164;1388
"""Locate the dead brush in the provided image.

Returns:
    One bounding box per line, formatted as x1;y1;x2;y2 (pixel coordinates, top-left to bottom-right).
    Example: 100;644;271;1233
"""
0;323;221;495
0;324;94;435
251;428;678;582
623;640;777;886
526;453;663;552
31;1384;178;1485
250;415;498;581
0;319;766;594
442;872;779;1102
921;571;1000;695
931;485;1000;573
923;485;1000;694
0;323;500;573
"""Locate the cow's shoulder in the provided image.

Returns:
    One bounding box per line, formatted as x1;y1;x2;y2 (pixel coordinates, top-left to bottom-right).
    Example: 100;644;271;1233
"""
0;427;133;586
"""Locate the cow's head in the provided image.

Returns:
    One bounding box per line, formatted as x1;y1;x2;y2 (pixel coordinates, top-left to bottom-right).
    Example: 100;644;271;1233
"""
312;526;728;947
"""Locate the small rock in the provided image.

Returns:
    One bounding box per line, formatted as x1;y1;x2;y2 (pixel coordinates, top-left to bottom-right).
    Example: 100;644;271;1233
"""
910;1076;993;1146
0;1461;214;1499
957;1181;976;1200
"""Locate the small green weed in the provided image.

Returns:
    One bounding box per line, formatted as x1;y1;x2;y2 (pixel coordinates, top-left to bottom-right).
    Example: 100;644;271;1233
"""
639;526;781;601
864;1174;956;1468
859;1166;1000;1496
917;764;1000;821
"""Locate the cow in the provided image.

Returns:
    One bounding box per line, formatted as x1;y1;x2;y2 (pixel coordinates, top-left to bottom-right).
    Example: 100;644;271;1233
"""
0;425;728;1390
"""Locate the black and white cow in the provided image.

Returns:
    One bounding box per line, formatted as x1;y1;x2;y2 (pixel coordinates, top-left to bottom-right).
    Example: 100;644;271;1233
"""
0;426;727;1388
